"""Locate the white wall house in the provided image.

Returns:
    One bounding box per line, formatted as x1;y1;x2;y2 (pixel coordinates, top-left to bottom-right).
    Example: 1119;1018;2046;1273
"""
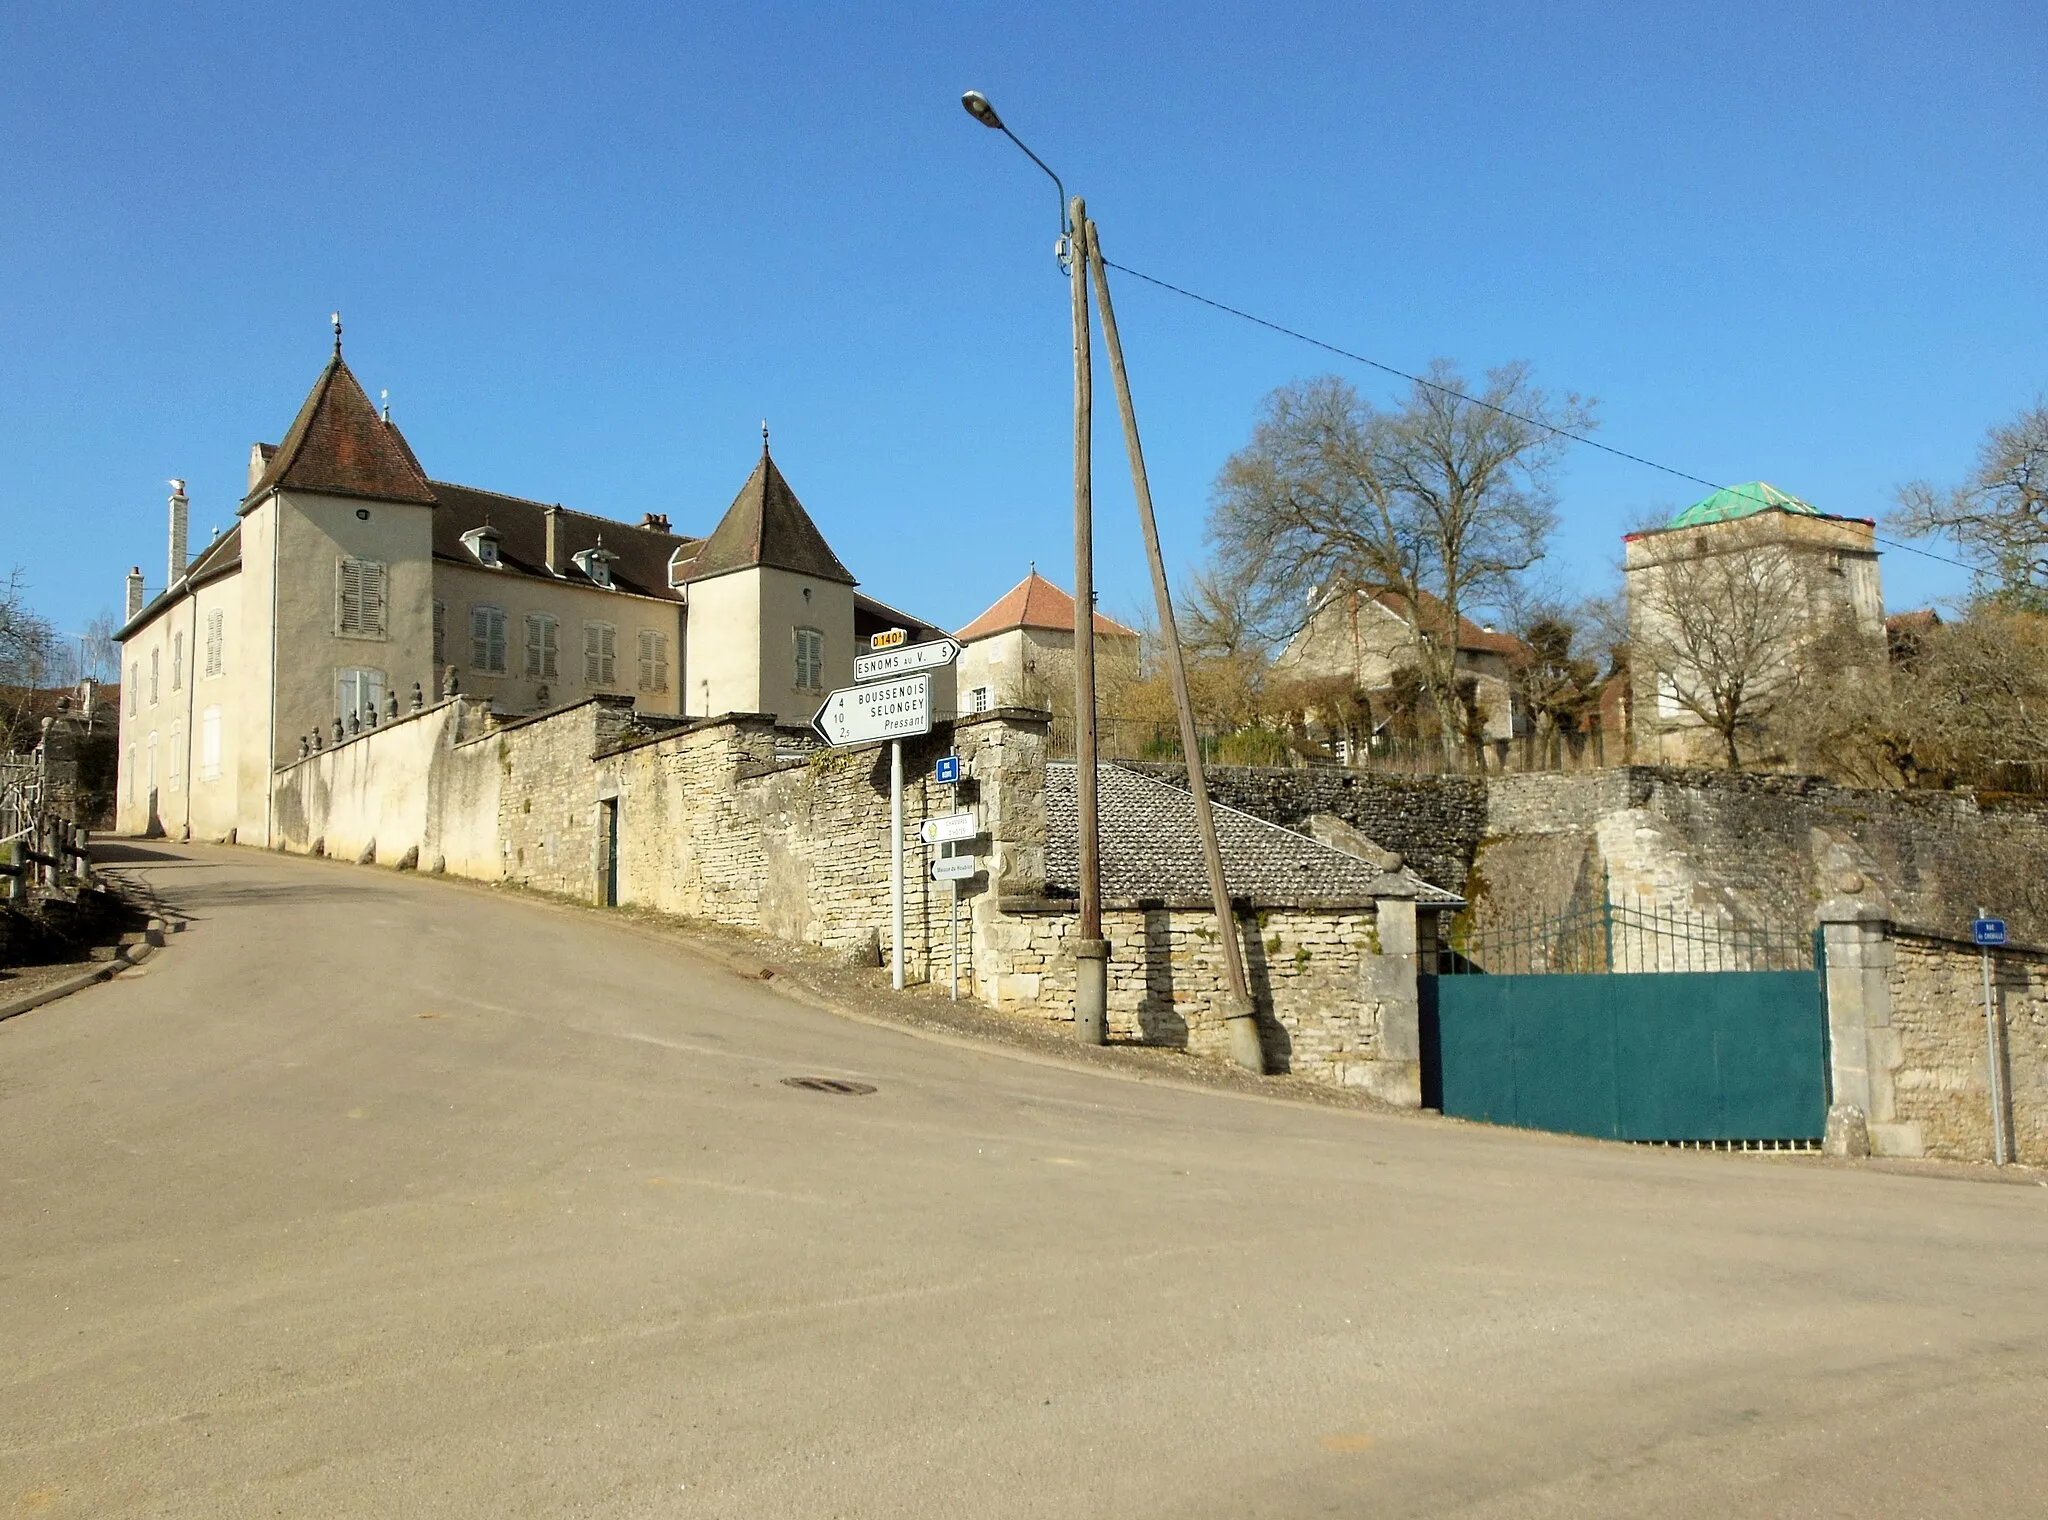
114;341;894;844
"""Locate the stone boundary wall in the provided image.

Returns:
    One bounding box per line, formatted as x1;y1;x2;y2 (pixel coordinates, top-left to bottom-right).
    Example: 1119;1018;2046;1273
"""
1122;763;1486;894
269;703;1423;1097
1886;929;2047;1165
983;900;1418;1101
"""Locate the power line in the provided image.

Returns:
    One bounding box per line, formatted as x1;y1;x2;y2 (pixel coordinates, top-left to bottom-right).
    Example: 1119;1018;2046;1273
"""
1099;257;1978;574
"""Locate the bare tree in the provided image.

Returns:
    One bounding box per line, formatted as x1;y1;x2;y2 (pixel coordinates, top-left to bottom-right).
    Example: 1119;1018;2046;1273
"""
1210;363;1593;756
1631;523;1808;770
1499;594;1600;758
1;568;60;752
1895;399;2048;611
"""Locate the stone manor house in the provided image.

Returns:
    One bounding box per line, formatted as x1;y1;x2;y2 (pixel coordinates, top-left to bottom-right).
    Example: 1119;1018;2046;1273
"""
112;341;940;844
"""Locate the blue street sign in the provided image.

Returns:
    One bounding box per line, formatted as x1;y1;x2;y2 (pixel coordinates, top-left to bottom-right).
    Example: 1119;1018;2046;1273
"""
1974;917;2007;947
934;754;961;785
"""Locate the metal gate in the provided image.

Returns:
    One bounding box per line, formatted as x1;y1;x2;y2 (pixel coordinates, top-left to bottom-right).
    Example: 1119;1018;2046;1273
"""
1;751;42;846
1421;900;1828;1144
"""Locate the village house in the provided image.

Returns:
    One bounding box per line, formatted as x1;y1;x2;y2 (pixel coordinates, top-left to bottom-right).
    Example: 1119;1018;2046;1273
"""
954;569;1141;715
1270;585;1526;750
112;335;935;844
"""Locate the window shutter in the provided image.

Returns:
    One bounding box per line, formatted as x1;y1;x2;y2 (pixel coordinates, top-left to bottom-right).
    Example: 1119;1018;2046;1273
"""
206;611;224;676
363;562;387;636
488;609;506;673
338;559;361;633
584;623;601;684
433;601;446;666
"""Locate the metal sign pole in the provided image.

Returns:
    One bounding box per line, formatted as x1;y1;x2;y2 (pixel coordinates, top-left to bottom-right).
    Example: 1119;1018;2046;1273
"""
950;871;960;1001
891;739;905;991
1978;914;2006;1166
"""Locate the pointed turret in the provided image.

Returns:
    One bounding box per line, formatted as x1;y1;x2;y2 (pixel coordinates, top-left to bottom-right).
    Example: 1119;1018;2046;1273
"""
241;353;436;512
684;448;854;586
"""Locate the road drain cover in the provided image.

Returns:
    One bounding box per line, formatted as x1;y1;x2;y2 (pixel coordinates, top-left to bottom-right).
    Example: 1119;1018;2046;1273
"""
781;1076;877;1096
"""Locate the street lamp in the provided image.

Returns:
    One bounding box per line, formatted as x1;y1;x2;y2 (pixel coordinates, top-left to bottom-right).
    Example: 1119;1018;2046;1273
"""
960;89;1108;1045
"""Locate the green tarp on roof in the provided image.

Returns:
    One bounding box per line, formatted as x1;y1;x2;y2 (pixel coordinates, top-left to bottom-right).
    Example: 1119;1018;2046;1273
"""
1668;481;1819;529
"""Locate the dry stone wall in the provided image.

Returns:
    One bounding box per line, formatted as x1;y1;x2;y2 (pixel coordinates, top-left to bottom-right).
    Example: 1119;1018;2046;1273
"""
1886;931;2048;1165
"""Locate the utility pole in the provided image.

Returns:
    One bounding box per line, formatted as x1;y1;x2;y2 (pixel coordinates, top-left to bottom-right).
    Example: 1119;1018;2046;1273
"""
1069;195;1107;1044
1085;218;1262;1073
960;91;1105;1046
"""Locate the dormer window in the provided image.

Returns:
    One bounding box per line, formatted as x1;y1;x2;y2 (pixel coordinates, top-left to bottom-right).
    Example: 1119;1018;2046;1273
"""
461;524;502;568
574;539;619;590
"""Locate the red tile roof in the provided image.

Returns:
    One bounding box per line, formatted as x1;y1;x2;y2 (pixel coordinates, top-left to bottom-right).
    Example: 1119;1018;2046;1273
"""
679;450;854;586
957;571;1139;642
242;355;437;508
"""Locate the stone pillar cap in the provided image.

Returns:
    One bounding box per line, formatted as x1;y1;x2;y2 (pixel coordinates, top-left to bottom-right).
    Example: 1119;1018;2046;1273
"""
1817;898;1888;925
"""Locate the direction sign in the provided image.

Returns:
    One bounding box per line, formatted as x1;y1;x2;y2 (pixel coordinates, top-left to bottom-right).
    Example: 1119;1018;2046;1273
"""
931;854;978;882
1974;917;2008;947
933;754;961;785
919;811;977;846
855;637;962;683
870;627;907;650
813;673;932;746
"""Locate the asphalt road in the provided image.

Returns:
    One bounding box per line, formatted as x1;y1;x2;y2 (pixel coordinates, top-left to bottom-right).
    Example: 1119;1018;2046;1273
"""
4;843;2045;1518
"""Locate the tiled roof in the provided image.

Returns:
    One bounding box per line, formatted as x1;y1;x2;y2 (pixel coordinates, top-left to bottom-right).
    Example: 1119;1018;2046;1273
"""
957;571;1139;642
1362;588;1524;658
680;450;854;586
1045;762;1459;907
428;480;700;603
243;356;438;508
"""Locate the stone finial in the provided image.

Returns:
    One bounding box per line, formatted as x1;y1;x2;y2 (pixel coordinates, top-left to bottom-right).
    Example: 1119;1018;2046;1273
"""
312;728;323;752
298;737;309;759
366;703;379;728
442;666;459;698
349;712;361;736
385;690;399;719
332;718;344;744
411;681;424;711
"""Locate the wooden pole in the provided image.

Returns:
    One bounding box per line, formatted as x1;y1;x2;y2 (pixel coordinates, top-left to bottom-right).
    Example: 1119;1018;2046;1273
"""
1085;219;1262;1073
1069;195;1107;1044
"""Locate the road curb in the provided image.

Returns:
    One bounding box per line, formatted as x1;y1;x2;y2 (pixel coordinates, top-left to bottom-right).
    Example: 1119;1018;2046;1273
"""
0;922;162;1025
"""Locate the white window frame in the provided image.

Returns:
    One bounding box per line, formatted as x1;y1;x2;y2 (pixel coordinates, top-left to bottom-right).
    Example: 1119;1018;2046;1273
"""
128;666;138;715
967;684;993;715
524;613;560;680
168;720;183;786
338;668;387;727
199;706;222;782
336;557;390;639
149;648;159;707
205;609;224;677
171;631;183;692
794;627;824;692
470;605;508;674
584;621;617;686
637;629;669;692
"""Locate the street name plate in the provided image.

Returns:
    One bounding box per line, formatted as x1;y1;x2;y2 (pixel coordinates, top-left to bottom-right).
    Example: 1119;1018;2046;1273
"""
1974;917;2007;947
918;811;977;845
933;754;961;784
855;637;962;683
813;673;932;746
931;854;978;882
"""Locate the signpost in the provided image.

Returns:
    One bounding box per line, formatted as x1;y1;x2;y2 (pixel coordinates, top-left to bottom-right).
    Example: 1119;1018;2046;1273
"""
1975;911;2011;1165
815;637;969;998
855;637;962;684
918;811;977;846
931;854;977;882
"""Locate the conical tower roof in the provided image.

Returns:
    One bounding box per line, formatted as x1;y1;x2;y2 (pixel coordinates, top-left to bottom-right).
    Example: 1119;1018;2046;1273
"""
242;353;436;510
684;448;854;585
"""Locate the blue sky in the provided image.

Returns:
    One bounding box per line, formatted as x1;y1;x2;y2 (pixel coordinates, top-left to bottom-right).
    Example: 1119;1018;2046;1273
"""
4;1;2044;644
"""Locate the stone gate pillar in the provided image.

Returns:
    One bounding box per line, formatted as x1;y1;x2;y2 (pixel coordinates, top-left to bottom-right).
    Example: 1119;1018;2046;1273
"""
1819;901;1907;1157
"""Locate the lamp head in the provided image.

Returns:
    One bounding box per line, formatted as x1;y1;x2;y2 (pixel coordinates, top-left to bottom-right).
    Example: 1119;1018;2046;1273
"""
960;91;1004;130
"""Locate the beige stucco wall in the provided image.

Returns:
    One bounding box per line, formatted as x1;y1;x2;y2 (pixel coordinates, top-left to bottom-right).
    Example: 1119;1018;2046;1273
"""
957;626;1139;717
115;565;245;841
436;560;684;719
685;567;857;725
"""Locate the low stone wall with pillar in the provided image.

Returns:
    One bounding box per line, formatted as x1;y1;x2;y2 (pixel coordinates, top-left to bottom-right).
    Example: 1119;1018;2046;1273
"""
1822;902;2048;1163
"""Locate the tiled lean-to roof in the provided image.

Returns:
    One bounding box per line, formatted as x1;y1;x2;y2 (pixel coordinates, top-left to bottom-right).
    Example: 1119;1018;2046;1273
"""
1045;762;1460;907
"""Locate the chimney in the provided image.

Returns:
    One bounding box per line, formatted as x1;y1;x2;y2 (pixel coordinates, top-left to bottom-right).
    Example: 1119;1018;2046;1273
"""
640;512;670;533
125;566;145;621
544;504;562;575
168;479;189;586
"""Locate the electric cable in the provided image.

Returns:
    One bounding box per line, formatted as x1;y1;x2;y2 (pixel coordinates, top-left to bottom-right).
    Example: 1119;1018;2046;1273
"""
1100;256;1979;574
